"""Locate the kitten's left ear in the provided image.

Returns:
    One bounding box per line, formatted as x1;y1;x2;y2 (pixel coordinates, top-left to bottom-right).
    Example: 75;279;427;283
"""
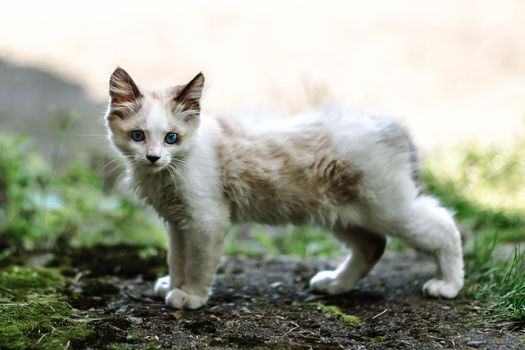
174;72;205;113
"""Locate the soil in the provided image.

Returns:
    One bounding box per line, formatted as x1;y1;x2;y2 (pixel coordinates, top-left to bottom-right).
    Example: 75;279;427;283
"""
36;245;523;349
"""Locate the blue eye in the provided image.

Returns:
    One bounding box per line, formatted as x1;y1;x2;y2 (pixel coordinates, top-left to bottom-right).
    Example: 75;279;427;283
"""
165;132;178;144
131;130;145;142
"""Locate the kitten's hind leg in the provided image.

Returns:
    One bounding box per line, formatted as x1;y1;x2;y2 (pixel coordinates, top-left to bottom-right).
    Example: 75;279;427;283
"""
381;195;464;298
310;227;386;295
154;225;185;299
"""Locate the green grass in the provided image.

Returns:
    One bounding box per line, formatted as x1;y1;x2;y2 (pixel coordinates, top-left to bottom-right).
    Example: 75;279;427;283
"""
0;134;166;255
424;141;525;323
224;225;343;258
425;140;525;213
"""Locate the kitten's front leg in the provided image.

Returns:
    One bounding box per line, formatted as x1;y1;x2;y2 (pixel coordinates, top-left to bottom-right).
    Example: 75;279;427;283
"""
154;225;185;298
164;223;228;309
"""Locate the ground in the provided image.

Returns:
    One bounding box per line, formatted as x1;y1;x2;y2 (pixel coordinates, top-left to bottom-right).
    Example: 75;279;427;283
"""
2;245;523;349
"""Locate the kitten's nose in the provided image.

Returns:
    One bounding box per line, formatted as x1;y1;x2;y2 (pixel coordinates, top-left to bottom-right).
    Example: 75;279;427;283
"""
146;155;160;164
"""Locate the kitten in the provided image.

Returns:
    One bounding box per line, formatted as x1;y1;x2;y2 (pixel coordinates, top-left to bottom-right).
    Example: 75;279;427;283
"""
105;67;464;309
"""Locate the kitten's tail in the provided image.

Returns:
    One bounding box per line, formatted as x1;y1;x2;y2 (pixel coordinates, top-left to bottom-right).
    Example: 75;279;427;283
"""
406;133;422;189
376;117;422;190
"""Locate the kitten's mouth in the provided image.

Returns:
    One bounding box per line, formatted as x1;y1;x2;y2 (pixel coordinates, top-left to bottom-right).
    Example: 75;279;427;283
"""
149;164;167;173
141;162;167;173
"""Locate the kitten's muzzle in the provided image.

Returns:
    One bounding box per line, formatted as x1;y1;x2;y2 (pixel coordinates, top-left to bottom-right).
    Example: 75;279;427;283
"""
146;155;161;164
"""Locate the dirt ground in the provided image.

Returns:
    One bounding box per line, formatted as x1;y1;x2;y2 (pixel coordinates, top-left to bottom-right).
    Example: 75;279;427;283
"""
42;245;523;349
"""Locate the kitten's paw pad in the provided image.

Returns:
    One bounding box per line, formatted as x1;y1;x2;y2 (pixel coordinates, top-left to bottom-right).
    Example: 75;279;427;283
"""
422;279;462;299
165;289;208;309
309;270;353;295
154;276;170;298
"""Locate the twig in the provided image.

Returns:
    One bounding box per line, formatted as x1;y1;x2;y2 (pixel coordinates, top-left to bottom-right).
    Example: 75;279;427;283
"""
283;326;300;337
281;321;300;337
72;272;83;284
37;333;49;344
372;308;388;319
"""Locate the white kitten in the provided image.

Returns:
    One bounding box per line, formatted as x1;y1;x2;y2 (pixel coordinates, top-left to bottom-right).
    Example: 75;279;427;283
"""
105;67;464;309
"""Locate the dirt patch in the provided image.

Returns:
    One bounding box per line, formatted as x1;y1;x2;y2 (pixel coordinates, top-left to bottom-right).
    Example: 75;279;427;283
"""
49;246;524;349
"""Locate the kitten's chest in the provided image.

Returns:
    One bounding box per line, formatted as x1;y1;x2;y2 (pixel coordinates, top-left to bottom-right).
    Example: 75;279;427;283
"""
135;173;188;223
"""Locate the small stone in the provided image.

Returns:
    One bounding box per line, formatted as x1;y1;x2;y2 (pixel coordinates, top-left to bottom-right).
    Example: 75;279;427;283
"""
271;281;283;288
492;243;525;262
319;327;331;336
232;266;244;274
169;311;184;319
304;295;322;302
115;305;129;315
141;290;155;298
127;316;143;325
467;340;485;348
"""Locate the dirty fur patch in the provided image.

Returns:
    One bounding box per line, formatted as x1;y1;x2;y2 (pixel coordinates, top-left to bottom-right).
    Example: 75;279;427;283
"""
216;117;362;225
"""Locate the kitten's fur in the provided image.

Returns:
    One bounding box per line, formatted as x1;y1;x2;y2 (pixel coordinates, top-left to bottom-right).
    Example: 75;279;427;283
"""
105;68;464;309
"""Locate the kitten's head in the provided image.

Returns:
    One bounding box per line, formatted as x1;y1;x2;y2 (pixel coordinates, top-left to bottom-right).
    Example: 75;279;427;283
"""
105;67;204;172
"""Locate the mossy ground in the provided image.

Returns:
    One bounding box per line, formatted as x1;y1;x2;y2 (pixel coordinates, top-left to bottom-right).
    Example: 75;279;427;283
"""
0;266;92;350
1;246;523;349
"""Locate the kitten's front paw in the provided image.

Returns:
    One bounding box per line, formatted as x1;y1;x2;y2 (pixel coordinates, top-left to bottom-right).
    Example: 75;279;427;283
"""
154;276;171;299
309;270;353;295
165;288;208;309
422;278;462;299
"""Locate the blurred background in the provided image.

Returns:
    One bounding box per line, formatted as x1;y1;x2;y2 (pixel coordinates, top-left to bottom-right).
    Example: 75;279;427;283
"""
0;3;524;337
2;0;525;156
0;0;523;276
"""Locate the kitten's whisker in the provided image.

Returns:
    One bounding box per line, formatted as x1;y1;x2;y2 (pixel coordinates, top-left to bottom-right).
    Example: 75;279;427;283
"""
166;165;180;191
166;165;175;178
107;163;125;177
73;135;109;139
114;167;131;189
91;158;127;189
168;164;179;178
98;159;120;174
72;133;109;137
169;161;186;180
99;161;123;186
172;158;189;172
170;164;185;183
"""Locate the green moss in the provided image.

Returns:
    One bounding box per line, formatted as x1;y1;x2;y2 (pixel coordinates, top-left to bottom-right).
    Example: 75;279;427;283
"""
0;300;92;349
365;335;389;343
0;266;93;349
313;303;360;326
0;266;66;293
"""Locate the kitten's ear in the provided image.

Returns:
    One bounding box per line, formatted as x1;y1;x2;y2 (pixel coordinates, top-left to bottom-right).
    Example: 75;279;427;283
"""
174;72;205;112
109;67;143;105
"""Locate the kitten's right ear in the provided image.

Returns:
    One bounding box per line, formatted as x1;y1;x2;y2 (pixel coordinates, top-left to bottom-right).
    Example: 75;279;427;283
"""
109;67;143;106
